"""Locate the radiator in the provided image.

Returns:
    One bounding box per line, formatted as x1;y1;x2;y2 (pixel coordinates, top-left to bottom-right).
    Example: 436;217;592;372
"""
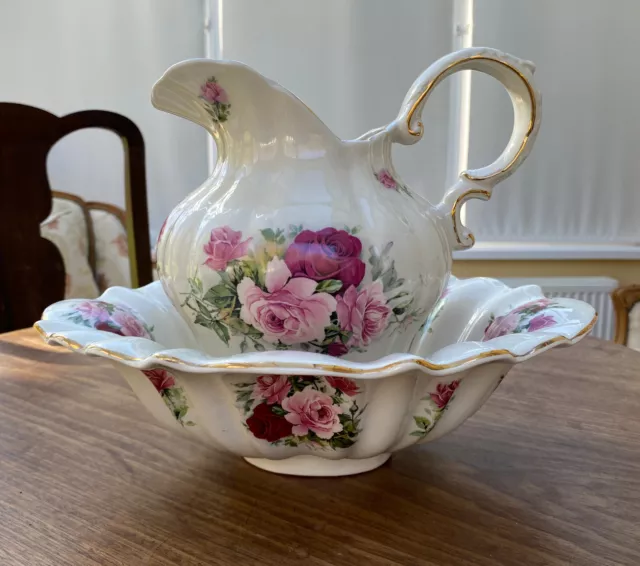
499;277;618;341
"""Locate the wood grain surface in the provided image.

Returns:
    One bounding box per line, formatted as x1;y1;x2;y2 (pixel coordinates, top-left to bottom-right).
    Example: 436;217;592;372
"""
0;329;639;566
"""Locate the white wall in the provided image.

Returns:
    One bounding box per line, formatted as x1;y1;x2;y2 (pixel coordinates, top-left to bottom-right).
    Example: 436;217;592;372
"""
0;0;207;240
212;0;455;206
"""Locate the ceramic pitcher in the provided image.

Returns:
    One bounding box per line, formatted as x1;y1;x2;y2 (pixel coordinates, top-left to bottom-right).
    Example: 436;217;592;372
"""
152;47;541;362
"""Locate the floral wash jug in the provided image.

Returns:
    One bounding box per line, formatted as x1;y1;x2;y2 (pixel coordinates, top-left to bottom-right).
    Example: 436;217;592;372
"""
153;47;541;362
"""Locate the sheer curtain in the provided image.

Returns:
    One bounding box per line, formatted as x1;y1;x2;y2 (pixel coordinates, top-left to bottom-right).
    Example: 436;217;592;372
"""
211;0;640;253
465;0;640;247
209;0;456;207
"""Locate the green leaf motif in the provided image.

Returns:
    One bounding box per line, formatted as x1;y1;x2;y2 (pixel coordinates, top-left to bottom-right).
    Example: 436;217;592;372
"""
315;279;343;294
204;283;236;303
271;405;287;416
218;270;232;286
413;416;431;430
330;436;356;449
288;224;304;238
194;313;210;327
161;386;194;427
196;301;211;318
188;277;203;294
210;320;230;345
260;228;276;242
369;246;382;281
235;390;251;404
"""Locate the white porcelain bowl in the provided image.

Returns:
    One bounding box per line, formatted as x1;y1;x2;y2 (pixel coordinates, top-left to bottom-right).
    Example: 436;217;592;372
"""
35;276;595;477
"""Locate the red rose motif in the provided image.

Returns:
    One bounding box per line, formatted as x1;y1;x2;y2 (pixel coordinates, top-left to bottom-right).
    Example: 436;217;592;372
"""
94;321;122;335
284;228;366;288
143;369;176;392
246;403;293;442
325;376;359;397
430;381;459;409
327;341;349;357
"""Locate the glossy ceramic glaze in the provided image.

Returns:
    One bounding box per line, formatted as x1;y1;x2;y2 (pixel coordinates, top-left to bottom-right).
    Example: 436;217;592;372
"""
35;276;594;477
151;47;542;362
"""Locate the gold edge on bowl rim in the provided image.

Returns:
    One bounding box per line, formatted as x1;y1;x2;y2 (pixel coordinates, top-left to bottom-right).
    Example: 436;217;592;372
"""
33;313;597;376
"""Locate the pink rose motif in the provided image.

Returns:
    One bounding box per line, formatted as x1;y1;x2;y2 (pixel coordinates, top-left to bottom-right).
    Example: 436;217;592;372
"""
527;313;556;332
336;281;391;347
157;217;168;245
112;234;129;258
143;369;175;392
201;80;229;104
284;227;365;288
237;257;336;345
430;381;459;409
203;226;252;271
325;376;359;397
111;309;150;338
517;298;553;312
45;217;60;230
376;169;397;189
483;311;521;341
281;388;343;439
252;375;291;405
76;301;110;323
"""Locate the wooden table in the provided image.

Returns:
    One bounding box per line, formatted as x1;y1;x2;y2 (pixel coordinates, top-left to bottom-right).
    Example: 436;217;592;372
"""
1;329;639;566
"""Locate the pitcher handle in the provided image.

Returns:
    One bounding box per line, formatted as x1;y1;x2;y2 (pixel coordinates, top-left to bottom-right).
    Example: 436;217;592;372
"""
389;47;541;250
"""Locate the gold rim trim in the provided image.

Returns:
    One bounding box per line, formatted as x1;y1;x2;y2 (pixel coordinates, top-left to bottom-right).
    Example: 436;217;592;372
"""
406;55;537;182
450;189;490;245
33;314;597;375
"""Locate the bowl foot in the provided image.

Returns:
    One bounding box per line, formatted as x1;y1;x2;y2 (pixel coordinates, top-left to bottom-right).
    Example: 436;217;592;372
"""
244;453;391;477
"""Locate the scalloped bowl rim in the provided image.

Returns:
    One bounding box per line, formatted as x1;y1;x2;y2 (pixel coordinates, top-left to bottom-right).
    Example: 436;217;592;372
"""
34;279;597;379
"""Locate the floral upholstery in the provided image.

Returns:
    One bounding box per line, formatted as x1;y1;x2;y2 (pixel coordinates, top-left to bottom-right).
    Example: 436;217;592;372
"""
612;284;640;351
40;197;100;299
88;207;131;292
628;303;640;351
40;195;139;299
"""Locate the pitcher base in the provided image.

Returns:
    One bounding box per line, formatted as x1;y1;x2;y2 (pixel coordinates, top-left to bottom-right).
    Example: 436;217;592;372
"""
244;453;391;477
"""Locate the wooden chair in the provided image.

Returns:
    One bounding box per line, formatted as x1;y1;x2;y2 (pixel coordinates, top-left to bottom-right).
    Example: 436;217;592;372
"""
0;103;152;332
612;284;640;349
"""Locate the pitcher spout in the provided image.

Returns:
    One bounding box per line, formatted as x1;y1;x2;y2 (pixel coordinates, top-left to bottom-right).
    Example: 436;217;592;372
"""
151;59;338;153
